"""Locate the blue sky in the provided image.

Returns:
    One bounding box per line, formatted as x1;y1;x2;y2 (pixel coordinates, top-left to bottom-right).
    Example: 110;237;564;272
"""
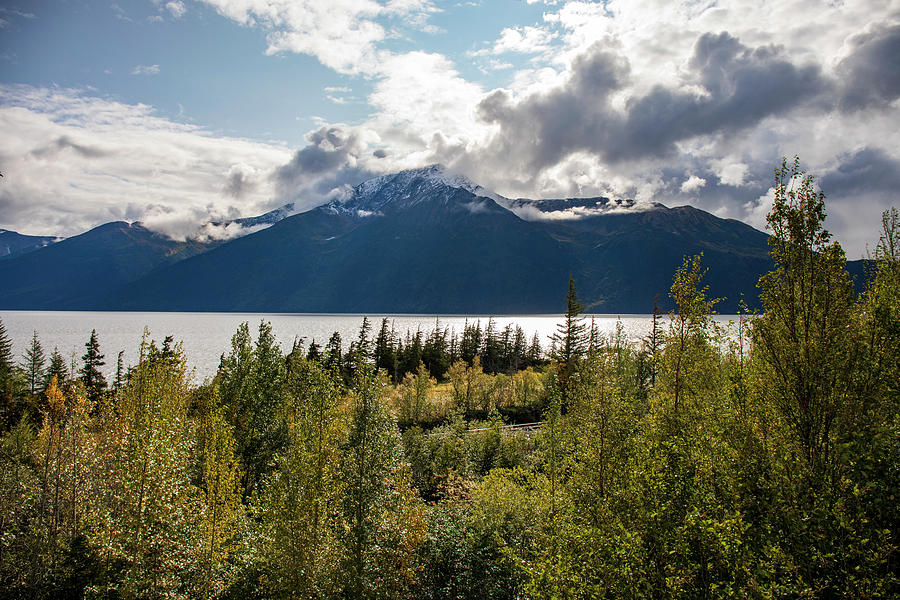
1;0;898;256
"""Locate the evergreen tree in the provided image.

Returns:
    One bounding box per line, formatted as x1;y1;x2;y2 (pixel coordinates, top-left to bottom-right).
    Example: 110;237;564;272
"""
114;350;125;392
401;329;424;376
306;338;322;362
356;316;373;362
324;331;344;380
422;322;450;379
481;318;502;374
527;332;543;365
44;347;68;393
551;277;588;365
0;319;14;430
79;329;106;406
459;320;482;366
511;326;528;372
373;318;397;381
217;321;287;500
0;318;12;385
22;331;45;397
646;292;663;386
550;277;588;407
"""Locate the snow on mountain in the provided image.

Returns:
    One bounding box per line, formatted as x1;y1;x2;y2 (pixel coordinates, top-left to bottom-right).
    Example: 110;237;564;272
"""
325;164;503;217
321;163;660;223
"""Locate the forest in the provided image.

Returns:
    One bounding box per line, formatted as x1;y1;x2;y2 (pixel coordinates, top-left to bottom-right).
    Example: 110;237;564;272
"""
0;160;897;598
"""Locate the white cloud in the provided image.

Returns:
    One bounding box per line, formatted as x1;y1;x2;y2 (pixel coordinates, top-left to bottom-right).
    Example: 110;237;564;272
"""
491;25;557;54
165;1;186;19
198;0;437;75
471;25;558;57
681;175;707;194
0;84;291;240
131;64;160;75
710;160;749;187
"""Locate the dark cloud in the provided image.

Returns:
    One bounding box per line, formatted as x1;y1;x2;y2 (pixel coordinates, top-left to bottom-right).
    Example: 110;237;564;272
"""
837;24;900;111
622;33;825;159
224;166;255;198
627;34;823;155
820;147;900;195
372;148;388;158
273;125;376;207
275;126;360;190
476;33;825;171
476;44;628;172
30;135;108;159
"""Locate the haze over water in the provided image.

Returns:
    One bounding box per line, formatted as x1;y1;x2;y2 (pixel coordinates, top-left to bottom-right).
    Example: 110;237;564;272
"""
0;311;744;381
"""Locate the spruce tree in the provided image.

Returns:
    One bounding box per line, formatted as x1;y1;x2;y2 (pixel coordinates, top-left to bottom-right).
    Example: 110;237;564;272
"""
527;332;543;365
551;277;588;366
22;331;45;397
79;329;106;405
307;338;322;362
114;350;125;392
0;318;12;391
551;277;588;407
0;318;15;430
44;347;68;392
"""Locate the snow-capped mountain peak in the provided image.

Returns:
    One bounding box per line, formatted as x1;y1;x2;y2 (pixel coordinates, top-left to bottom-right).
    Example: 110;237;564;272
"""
325;164;503;217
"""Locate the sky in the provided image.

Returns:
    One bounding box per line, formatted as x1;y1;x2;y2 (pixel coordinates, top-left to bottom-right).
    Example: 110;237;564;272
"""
1;0;898;257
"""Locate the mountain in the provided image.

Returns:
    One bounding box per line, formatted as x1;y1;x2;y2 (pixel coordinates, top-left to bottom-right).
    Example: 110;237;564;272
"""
0;229;61;260
109;166;571;312
104;165;772;313
1;165;870;313
0;221;209;309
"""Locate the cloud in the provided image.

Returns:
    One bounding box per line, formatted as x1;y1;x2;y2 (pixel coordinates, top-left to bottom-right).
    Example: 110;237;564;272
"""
131;64;160;75
710;159;749;187
472;25;558;56
7;0;899;259
0;84;291;240
30;135;109;159
165;1;187;19
274;125;378;205
198;0;437;75
223;163;259;198
836;24;900;112
474;44;630;171
681;175;706;194
821;147;900;196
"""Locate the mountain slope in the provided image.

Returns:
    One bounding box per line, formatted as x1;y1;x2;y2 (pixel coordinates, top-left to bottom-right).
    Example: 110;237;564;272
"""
110;168;572;312
0;229;61;261
0;221;209;309
3;165;866;313
108;166;774;313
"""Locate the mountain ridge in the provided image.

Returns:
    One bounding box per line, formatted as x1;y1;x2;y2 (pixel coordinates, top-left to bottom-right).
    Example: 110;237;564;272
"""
0;166;870;313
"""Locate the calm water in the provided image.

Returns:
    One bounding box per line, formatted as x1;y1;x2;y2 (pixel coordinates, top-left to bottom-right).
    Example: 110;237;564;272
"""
0;311;742;381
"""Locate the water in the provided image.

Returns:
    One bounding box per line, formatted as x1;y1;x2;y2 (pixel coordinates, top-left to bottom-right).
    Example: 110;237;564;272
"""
0;311;743;381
